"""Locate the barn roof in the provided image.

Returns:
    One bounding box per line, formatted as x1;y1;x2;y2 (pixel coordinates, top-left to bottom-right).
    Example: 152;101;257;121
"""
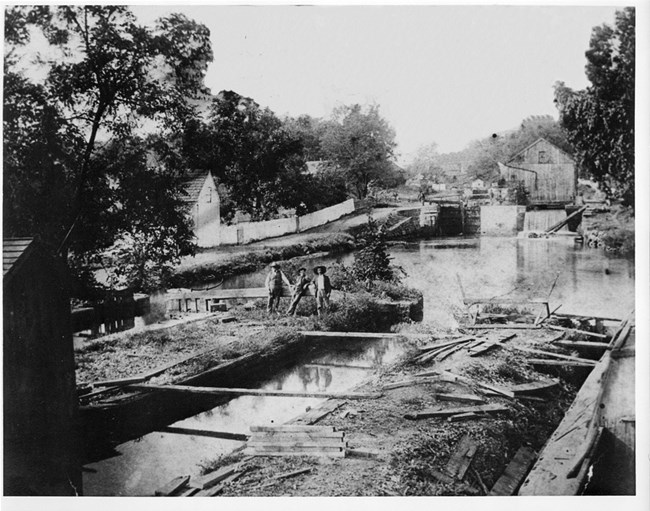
3;238;36;278
181;170;211;203
507;137;574;164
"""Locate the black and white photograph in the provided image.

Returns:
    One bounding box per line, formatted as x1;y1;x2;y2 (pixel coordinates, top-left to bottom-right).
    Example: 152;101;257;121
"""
2;2;648;508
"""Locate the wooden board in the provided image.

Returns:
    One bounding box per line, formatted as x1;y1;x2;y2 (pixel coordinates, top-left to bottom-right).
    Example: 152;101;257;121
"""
188;465;237;490
445;435;479;480
489;446;537;495
527;358;595;367
509;380;559;396
447;412;482;422
299;330;429;340
248;440;346;449
128;383;381;400
545;325;608;340
158;427;249;441
250;431;343;440
553;340;609;351
404;403;509;420
155;474;190;496
418;336;475;352
287;400;345;426
437;393;485;404
244;448;346;458
507;345;596;365
250;425;336;433
463;324;541;330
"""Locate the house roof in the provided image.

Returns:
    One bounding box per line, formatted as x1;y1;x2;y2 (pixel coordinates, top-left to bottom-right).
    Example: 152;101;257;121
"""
181;170;211;203
507;137;574;164
3;237;35;278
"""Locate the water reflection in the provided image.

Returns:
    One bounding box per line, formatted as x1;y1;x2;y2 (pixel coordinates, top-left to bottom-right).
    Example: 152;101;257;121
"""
83;338;405;496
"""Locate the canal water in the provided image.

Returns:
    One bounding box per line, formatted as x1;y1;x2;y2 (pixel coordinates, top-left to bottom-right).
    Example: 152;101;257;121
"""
82;237;635;495
83;337;405;495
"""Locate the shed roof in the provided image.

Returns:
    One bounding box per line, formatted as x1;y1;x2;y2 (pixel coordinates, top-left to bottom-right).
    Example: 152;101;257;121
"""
3;238;35;278
181;170;211;203
507;137;574;164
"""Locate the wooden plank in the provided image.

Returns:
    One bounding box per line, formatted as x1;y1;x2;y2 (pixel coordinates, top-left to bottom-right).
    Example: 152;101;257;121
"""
188;465;237;490
244;448;346;458
507;345;597;365
436;343;468;361
553;312;622;323
553;340;609;351
299;330;429;340
287;400;345;426
128;383;381;400
489;446;537;495
437;393;486;404
438;370;516;398
509;380;559;396
176;487;200;497
445;435;479;480
257;468;313;489
250;431;343;440
545;325;608;340
467;341;499;357
545;205;587;234
404;403;509;420
527;358;595;367
418;336;475;352
155;475;190;496
346;449;381;459
91;375;149;388
194;471;244;497
382;376;440;390
463;324;541;330
158;427;249;442
250;425;336;433
447;412;482;422
248;440;346;449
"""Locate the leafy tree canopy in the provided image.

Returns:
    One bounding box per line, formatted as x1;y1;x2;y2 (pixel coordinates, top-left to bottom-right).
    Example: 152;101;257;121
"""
320;104;397;199
3;5;212;291
554;7;634;207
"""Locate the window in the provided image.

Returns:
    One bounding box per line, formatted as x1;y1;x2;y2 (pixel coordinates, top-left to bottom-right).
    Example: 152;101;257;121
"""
538;150;549;164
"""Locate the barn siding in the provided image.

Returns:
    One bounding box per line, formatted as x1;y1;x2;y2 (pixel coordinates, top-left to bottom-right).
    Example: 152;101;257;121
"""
500;139;576;204
3;246;81;495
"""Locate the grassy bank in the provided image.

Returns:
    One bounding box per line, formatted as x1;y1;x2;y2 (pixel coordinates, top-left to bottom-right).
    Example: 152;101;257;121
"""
75;286;422;392
580;203;634;255
169;232;356;288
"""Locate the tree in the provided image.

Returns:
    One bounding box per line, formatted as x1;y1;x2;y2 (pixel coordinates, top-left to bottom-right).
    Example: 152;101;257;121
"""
554;7;634;206
194;91;309;221
321;104;397;199
3;6;213;290
352;216;400;287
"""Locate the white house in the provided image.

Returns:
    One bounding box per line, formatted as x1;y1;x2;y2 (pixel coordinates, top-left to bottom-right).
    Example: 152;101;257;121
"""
471;178;486;189
182;170;220;247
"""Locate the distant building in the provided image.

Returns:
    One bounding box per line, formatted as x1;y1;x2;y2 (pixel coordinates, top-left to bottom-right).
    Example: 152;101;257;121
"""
3;238;81;495
498;138;576;205
182;170;220;247
471;178;486;189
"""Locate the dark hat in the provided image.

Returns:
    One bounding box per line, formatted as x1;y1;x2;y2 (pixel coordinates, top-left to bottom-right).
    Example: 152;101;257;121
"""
313;265;327;274
298;267;307;272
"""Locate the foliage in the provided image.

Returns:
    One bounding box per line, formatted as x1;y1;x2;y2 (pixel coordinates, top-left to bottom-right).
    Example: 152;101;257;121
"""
321;104;397;199
554;8;635;207
409;115;572;183
3;5;212;291
182;90;310;221
352;216;403;287
282;114;329;162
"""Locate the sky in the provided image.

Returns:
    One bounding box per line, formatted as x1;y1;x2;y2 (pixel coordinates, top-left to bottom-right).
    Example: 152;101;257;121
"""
131;4;622;163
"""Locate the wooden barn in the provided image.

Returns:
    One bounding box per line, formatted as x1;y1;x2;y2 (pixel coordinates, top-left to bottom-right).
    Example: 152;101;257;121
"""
182;169;221;247
3;238;82;495
498;138;576;205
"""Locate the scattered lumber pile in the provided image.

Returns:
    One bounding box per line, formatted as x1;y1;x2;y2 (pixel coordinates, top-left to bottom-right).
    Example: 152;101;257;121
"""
404;403;509;421
244;425;347;458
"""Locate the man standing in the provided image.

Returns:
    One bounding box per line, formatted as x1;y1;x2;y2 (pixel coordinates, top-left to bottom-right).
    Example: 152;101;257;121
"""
265;262;291;314
286;267;311;316
313;265;332;316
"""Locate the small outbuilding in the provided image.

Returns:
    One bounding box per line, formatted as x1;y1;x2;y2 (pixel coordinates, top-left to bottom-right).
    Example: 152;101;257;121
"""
3;238;82;495
498;138;576;205
182;169;221;247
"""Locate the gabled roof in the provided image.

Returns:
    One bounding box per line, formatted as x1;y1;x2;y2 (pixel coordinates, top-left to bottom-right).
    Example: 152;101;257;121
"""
507;137;574;164
181;170;212;203
3;238;35;278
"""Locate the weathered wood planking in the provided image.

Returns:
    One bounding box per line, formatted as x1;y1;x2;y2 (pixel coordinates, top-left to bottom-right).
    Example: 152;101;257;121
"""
300;330;429;340
155;475;190;496
445;435;479;480
489;447;537;495
188;465;237;490
437;393;485;404
250;425;337;433
128;383;381;400
553;340;609;351
157;426;249;441
508;345;596;365
509;380;558;396
404;403;509;420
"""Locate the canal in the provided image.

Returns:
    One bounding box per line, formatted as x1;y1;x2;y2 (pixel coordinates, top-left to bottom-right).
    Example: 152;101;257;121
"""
82;236;635;495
